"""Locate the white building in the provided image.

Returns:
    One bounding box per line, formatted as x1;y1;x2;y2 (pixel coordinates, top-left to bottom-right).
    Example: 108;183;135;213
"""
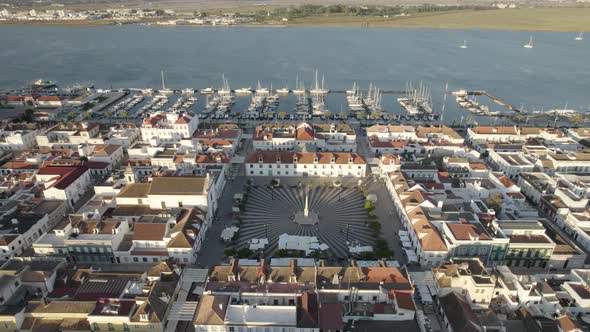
253;122;357;152
0;124;40;151
36;165;93;208
488;150;535;179
141;112;199;143
245;151;366;178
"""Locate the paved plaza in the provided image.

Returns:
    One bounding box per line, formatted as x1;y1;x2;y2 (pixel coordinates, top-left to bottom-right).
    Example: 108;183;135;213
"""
235;178;377;258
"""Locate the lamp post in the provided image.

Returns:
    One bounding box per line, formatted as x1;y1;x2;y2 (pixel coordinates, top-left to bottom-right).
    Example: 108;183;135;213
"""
345;224;350;242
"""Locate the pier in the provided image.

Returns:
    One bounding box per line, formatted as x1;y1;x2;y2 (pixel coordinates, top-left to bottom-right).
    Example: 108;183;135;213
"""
463;90;520;113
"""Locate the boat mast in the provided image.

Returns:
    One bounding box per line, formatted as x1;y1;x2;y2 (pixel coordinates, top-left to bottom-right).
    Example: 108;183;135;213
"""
161;70;166;90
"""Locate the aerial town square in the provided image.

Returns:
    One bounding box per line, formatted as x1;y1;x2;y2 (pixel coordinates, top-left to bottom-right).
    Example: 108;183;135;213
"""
0;0;589;331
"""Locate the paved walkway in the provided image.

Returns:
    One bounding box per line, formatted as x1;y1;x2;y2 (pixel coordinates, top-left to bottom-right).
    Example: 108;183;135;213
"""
364;176;408;264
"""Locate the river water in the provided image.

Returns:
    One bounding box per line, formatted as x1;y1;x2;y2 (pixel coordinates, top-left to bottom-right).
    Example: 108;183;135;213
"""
1;25;588;122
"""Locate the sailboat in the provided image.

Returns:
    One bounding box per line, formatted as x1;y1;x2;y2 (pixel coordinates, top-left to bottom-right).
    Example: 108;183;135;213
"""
523;36;534;49
159;70;174;95
292;75;306;94
460;40;468;49
276;84;289;94
576;32;584;41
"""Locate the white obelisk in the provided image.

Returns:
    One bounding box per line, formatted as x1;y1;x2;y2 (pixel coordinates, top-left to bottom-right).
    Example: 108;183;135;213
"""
304;192;309;218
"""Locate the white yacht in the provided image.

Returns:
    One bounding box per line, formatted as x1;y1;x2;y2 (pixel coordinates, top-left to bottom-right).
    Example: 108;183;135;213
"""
277;86;289;94
460;40;468;49
235;87;252;94
255;81;269;95
576;32;584;41
201;87;214;94
182;88;194;94
523;36;534;48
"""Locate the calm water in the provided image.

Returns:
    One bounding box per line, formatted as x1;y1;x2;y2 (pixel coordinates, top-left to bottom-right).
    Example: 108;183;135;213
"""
1;25;589;122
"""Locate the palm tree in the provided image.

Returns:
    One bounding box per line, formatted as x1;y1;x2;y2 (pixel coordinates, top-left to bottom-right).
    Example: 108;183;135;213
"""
339;111;348;119
278;111;287;120
323;111;332;119
120;111;130;119
67;112;77;120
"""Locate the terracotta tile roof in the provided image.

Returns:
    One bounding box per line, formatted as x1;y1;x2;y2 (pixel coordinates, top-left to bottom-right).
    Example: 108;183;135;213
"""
394;291;416;311
168;208;204;248
148;176;207;195
175;115;191;124
37;165;89;190
194;153;230;164
407;207;448;252
296;126;315;141
193;129;240;140
416;125;462;139
133;223;167;241
319;303;343;331
368;136;409;148
194;295;229;325
36;95;61;102
117;183;150;198
200;139;233;146
468;163;488;170
471;126;518;135
90;144;121;157
447;223;492;241
556;315;579;332
0;235;18;246
363;267;409;285
0;161;38;170
498;175;516;187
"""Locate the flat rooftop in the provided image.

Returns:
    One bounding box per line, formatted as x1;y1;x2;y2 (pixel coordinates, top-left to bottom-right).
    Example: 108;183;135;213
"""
225;305;297;326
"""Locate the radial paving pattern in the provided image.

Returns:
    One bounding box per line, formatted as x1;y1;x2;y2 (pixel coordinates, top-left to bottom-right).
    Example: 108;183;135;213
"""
238;185;374;258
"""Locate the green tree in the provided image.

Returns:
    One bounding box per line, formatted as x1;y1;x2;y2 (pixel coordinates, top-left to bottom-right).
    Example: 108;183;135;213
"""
571;114;585;125
323;111;332;119
339;111;348;119
67;112;77;120
278;111;287;119
120;111;130;118
155;9;165;16
83;111;93;119
484;193;503;216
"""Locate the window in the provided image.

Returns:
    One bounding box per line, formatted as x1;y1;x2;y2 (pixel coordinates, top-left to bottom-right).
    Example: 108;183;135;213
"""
142;257;148;262
108;323;114;331
153;258;158;262
93;323;100;331
133;257;139;262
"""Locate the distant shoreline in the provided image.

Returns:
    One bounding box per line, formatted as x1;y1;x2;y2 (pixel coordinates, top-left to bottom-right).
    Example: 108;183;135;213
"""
1;8;589;32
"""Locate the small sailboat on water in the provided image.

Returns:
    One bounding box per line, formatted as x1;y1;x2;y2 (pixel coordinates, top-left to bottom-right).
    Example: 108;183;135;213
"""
460;40;468;49
575;32;584;41
523;36;534;49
